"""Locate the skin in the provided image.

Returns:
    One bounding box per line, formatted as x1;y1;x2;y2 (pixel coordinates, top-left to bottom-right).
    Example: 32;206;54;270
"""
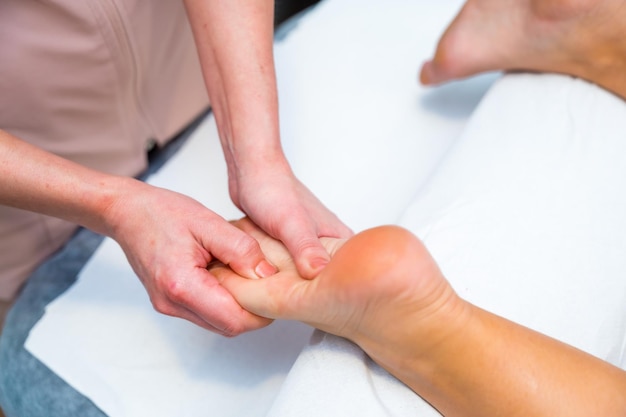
3;0;624;335
182;0;353;277
213;218;626;416
0;0;351;336
0;130;272;335
173;0;626;334
421;0;626;100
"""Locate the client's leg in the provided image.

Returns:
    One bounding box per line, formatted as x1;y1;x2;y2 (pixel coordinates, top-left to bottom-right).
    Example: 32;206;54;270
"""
214;218;626;417
421;0;626;99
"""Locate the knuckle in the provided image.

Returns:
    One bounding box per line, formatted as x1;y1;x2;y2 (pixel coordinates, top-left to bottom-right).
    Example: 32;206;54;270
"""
220;319;245;338
235;234;261;258
222;234;262;269
164;279;187;304
154;270;189;305
298;238;321;254
296;238;327;261
151;297;176;316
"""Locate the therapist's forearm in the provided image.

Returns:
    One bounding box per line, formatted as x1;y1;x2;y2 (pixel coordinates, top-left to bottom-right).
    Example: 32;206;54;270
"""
0;129;136;235
183;0;288;181
365;301;626;417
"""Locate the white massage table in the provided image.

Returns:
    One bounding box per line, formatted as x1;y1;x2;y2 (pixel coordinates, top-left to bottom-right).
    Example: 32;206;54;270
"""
26;0;626;416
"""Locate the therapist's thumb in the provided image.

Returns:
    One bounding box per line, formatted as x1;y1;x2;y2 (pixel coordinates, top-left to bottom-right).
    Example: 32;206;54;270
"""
290;237;331;279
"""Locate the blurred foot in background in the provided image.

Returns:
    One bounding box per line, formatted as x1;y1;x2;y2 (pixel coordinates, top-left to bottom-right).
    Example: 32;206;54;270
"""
421;0;626;99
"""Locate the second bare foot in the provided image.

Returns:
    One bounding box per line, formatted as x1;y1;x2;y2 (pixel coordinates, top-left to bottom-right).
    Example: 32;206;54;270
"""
421;0;626;99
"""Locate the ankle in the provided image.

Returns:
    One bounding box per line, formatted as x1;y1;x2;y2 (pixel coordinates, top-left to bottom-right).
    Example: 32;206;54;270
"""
543;0;626;100
356;282;473;384
581;42;626;100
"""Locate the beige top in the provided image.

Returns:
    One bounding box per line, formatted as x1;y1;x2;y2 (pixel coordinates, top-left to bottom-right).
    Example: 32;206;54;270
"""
0;0;210;300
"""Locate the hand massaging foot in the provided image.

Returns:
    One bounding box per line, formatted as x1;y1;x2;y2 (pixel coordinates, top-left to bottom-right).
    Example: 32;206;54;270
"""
421;0;626;100
212;218;468;372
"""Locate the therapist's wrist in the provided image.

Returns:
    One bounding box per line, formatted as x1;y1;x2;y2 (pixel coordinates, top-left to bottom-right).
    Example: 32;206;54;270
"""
89;176;147;238
229;141;290;177
226;148;293;204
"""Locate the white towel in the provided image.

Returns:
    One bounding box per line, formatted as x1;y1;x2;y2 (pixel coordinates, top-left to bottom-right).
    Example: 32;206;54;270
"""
267;74;626;417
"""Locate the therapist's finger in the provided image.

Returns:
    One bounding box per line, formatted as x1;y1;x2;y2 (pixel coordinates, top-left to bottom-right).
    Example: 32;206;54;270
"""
233;215;331;279
214;261;318;323
270;215;334;279
198;218;277;280
153;267;273;336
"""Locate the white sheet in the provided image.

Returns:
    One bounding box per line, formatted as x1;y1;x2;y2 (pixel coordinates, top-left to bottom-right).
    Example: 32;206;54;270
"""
402;74;626;364
26;1;499;416
274;0;493;232
267;74;626;417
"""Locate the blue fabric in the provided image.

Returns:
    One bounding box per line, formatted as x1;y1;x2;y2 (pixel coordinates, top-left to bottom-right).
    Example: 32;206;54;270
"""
0;228;106;417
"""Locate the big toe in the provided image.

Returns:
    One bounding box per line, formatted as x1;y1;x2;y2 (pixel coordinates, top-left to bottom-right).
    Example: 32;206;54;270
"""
420;1;521;85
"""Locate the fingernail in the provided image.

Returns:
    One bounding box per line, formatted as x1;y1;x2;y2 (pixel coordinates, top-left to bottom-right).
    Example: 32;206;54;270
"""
308;257;329;275
255;260;277;279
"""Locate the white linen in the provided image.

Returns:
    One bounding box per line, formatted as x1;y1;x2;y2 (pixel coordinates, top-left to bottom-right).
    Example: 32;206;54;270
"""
267;74;626;417
25;0;626;416
274;0;494;232
267;331;427;417
402;73;626;365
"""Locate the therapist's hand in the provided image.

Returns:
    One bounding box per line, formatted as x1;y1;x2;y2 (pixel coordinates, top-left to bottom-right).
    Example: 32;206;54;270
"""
212;218;456;353
0;129;271;336
229;162;353;278
182;0;352;278
102;178;274;336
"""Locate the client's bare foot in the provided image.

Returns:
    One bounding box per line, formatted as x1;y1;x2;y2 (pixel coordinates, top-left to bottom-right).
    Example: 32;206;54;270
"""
421;0;626;99
215;219;626;416
213;218;468;362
